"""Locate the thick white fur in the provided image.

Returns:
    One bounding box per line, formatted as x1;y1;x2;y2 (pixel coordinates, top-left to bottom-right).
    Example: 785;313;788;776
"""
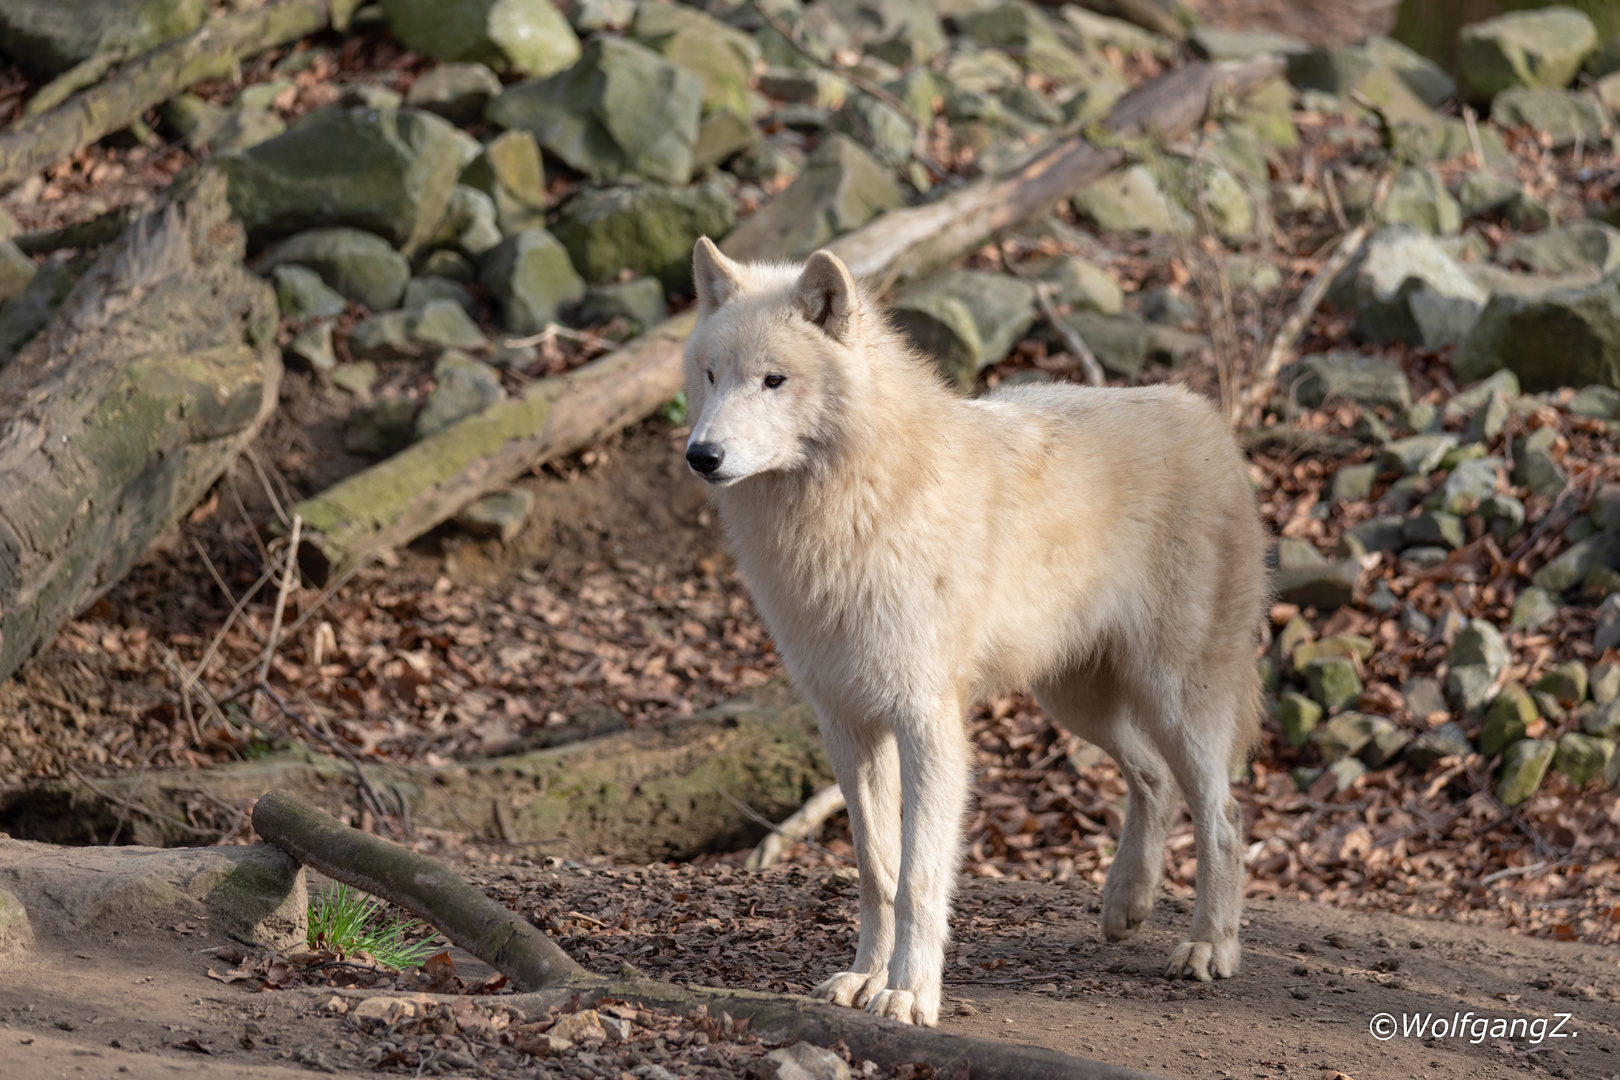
683;238;1267;1026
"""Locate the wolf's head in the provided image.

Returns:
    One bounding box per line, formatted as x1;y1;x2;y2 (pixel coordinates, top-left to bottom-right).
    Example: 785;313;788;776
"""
681;238;872;487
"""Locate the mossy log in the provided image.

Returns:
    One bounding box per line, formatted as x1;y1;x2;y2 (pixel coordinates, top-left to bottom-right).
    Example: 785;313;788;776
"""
0;0;345;192
0;170;282;683
0;681;833;858
290;59;1282;575
259;788;1154;1079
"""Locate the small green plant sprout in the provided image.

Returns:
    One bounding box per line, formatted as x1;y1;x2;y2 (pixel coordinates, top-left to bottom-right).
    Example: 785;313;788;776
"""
307;883;437;972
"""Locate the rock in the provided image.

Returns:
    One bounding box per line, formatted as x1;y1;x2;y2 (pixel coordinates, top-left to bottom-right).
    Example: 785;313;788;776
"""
1273;555;1360;610
1285;41;1441;121
416;351;505;438
330;360;378;399
1459;7;1598;99
954;1;1091;81
1497;738;1556;805
1456;172;1549;228
1451;619;1512;676
1402;545;1451;569
1072;164;1190;236
1277;351;1412;411
217;107;466;255
1327;756;1367;791
437;185;503;257
1534;532;1620;593
568;0;634;33
1440;455;1501;515
1060;4;1173;56
629;1;759;119
1481;683;1536;755
286;320;336;373
1332;462;1378;502
892;270;1037;388
1056;311;1206;378
258;228;411;313
479;227;585;334
1380;433;1458;476
403;276;474;312
1446;664;1496;713
580;277;667;330
1351;227;1485;347
1557;732;1615;785
1312;711;1376;763
1570;384;1620;418
346;397;419;455
1403;676;1448;722
406;62;503;125
1190;27;1306;60
1596;593;1620;651
270;264;347;319
1491;87;1608;147
762;1041;851;1080
1511;427;1565;497
693;109;760;172
1388;116;1513;169
451;488;535;543
164;94;286;153
1379;168;1461;236
1366;35;1457;106
1498;222;1620;277
1306;657;1362;710
381;0;579;77
550;1009;607;1044
1405;510;1466;549
1276;693;1323;748
552;183;735;291
721;135;903;261
1404;721;1471;768
460;129;549;234
1026;256;1122;314
1535;660;1589;705
1292;634;1375;672
0;0;207;77
832;93;916;172
348;300;488;361
1510;585;1559;631
1592;660;1620;704
0;839;304;948
487;37;703;185
0;256;75;367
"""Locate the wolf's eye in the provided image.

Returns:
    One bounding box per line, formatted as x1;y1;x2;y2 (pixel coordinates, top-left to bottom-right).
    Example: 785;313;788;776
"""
763;374;786;389
706;370;714;384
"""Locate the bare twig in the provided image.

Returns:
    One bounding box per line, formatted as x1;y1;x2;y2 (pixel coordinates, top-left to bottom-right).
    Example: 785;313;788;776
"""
716;786;856;865
1462;105;1487;171
257;514;302;687
746;783;848;870
501;323;602;350
998;240;1106;387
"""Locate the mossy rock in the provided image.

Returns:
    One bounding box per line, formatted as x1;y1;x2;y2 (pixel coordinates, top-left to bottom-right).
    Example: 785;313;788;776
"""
552;183;735;292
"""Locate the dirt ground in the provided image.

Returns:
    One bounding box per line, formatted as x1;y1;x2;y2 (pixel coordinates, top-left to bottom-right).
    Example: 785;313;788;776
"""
1;862;1615;1080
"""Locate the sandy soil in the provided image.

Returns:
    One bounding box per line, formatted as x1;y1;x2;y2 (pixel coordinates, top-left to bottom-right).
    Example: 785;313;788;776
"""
2;862;1614;1080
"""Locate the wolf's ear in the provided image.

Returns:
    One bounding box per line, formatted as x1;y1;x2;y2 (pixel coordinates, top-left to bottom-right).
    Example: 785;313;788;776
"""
793;250;858;342
692;236;744;314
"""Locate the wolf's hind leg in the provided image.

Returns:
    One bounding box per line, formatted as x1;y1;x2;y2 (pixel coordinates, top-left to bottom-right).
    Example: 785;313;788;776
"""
810;721;900;1009
1039;673;1176;943
1149;682;1245;981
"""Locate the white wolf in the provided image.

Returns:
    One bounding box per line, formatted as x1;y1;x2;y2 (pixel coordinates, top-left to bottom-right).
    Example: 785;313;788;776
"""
681;238;1266;1027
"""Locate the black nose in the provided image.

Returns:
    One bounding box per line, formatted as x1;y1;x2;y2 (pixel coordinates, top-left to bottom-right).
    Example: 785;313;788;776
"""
686;442;724;475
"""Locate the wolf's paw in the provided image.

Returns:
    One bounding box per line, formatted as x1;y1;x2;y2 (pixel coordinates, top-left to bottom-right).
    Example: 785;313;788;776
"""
866;988;939;1027
1165;938;1240;982
1101;891;1154;942
811;970;887;1009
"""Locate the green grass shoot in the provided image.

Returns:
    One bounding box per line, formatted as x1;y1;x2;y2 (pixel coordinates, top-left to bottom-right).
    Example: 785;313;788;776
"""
307;883;437;972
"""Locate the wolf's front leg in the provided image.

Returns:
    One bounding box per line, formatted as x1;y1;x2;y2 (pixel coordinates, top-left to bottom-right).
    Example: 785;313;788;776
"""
866;709;971;1027
811;722;901;1009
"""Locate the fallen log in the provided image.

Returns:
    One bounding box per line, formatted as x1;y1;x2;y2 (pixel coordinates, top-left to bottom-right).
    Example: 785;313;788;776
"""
0;170;282;683
258;788;1159;1080
290;57;1284;575
0;0;347;193
0;680;832;859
